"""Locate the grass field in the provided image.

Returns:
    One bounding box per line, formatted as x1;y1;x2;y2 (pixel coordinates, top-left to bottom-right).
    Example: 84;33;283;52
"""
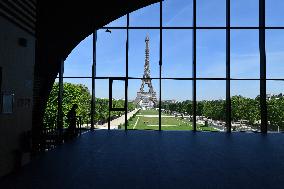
137;109;164;115
121;109;217;131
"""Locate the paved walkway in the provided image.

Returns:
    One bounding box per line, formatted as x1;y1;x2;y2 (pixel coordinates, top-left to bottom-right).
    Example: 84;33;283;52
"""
95;109;140;129
1;131;284;189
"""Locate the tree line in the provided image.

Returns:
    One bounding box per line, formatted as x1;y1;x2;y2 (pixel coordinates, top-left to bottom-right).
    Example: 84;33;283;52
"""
161;95;284;131
43;82;135;128
44;82;283;131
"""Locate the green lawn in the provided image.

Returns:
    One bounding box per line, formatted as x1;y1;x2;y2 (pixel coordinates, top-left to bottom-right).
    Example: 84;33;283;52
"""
137;109;160;115
120;109;217;131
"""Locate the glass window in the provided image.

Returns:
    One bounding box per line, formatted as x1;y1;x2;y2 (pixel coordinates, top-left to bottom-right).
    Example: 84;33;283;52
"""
231;0;259;27
231;80;260;132
163;0;193;27
197;0;226;27
64;34;93;77
97;29;126;77
163;30;192;78
197;30;226;78
267;81;284;132
128;78;159;130
130;3;160;27
161;80;193;131
197;80;226;132
266;30;284;79
231;30;259;79
129;29;160;78
266;0;284;26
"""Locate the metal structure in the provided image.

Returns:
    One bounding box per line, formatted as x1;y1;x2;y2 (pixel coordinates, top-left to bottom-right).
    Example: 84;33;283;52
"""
52;0;284;135
135;35;158;109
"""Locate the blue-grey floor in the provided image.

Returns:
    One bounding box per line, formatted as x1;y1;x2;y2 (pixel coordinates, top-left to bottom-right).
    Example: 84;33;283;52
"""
1;130;284;189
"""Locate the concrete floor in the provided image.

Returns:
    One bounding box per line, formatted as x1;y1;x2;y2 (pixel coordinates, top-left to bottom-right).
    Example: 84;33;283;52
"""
1;130;284;189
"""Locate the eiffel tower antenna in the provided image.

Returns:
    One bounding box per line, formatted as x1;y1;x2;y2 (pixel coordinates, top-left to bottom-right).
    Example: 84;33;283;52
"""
135;35;158;109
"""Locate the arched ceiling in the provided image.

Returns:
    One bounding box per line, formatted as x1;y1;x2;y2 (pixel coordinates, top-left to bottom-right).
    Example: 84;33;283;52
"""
32;0;160;139
37;0;159;60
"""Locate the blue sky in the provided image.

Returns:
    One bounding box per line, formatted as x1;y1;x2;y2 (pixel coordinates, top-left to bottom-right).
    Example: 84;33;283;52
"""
63;0;284;101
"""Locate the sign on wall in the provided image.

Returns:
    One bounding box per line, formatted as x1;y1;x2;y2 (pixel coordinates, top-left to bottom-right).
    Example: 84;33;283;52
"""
1;93;14;114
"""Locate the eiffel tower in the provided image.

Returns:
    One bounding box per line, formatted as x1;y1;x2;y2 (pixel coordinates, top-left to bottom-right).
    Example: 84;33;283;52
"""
135;35;158;109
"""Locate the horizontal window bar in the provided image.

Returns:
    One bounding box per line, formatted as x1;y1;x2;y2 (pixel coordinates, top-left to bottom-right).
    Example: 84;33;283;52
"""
99;26;284;30
56;77;284;81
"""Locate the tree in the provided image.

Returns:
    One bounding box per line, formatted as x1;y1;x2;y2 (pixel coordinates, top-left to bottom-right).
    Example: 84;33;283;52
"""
268;96;284;131
44;82;91;128
44;82;135;128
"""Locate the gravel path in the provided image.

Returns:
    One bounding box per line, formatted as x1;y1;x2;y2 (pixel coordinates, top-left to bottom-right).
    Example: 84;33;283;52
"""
95;109;140;129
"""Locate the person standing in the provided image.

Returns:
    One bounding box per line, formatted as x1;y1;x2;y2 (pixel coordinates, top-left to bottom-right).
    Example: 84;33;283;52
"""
66;104;78;139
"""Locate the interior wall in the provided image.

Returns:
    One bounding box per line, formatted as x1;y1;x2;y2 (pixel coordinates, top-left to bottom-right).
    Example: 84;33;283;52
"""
0;16;35;177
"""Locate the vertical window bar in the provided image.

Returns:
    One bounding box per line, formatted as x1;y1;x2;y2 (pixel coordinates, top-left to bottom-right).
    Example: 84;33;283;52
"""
159;0;162;131
259;0;267;133
192;0;197;131
226;0;231;132
125;14;129;131
108;79;111;130
91;31;97;130
57;60;64;137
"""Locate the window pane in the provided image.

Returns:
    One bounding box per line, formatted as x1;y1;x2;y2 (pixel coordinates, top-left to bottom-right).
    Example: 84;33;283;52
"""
128;79;159;130
266;30;284;79
130;3;160;27
163;30;192;78
163;0;193;27
231;0;259;27
129;29;160;78
266;0;284;27
64;34;93;77
111;80;125;109
197;0;226;27
267;81;284;132
95;79;110;129
94;78;127;130
161;80;193;131
197;80;226;132
97;29;126;77
231;81;261;132
197;30;226;78
231;30;259;79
